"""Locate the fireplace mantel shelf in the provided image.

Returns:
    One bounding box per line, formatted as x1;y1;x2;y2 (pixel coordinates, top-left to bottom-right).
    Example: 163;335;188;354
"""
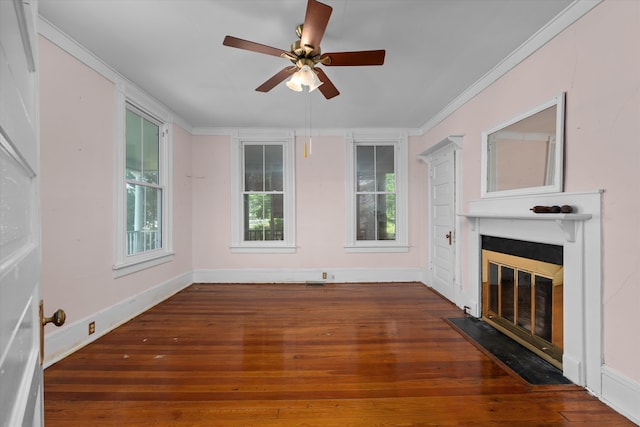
459;212;592;243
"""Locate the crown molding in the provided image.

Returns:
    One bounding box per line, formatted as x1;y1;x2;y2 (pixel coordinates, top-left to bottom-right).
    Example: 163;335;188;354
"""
192;127;422;137
419;0;603;135
38;16;193;133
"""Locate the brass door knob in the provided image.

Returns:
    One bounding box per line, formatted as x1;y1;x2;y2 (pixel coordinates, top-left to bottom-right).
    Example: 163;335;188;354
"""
42;308;66;327
40;301;66;364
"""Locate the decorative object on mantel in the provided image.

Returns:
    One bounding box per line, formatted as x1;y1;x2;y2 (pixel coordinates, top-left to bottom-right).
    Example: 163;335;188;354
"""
530;205;573;214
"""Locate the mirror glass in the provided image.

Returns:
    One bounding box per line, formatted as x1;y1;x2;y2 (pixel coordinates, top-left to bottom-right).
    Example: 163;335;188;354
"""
482;93;565;197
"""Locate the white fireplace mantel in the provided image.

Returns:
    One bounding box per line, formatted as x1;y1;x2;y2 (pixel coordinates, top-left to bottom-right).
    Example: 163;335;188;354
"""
462;212;592;242
460;190;602;395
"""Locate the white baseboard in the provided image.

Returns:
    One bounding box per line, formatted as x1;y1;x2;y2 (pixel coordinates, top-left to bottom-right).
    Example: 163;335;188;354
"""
43;271;193;368
600;365;640;425
420;268;432;287
192;267;423;284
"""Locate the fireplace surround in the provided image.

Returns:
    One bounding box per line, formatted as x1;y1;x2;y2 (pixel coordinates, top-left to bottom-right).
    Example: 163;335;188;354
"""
462;190;602;393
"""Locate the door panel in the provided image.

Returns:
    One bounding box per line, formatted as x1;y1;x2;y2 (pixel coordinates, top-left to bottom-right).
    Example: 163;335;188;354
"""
429;149;455;301
0;0;42;425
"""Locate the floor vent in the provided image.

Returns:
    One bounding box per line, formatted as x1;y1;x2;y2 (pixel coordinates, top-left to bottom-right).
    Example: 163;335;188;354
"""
305;281;326;286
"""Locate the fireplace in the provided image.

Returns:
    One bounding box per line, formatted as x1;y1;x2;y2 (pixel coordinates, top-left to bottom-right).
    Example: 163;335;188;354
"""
481;237;564;368
461;190;602;392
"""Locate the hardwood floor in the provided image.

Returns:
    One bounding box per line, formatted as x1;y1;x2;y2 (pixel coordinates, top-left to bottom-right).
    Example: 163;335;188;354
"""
44;283;634;426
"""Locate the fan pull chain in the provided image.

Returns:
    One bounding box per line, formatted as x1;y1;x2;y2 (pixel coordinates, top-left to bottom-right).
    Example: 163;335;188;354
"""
304;90;312;158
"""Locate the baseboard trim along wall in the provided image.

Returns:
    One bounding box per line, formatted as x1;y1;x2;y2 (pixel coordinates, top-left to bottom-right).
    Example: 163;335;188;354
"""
600;366;640;425
43;271;193;368
191;267;423;284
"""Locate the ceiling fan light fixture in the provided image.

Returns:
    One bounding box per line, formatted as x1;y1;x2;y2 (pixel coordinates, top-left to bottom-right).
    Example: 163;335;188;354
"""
287;65;323;93
285;72;303;91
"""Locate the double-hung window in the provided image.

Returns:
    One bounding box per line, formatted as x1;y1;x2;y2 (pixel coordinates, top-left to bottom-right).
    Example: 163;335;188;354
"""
231;132;295;252
125;106;162;255
243;144;284;241
114;92;173;276
345;133;408;252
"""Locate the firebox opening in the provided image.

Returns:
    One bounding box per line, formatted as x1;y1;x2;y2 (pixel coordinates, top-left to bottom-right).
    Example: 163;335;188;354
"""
481;237;564;369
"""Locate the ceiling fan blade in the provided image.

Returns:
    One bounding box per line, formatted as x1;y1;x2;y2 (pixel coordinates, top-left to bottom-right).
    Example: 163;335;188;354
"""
255;67;296;92
314;68;339;99
300;0;333;56
320;50;386;66
223;35;287;58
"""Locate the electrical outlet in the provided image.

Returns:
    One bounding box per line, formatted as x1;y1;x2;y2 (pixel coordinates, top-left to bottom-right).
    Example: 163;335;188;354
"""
322;272;327;280
88;321;95;335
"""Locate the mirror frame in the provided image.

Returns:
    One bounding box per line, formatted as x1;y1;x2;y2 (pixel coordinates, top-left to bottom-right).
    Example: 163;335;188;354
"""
481;93;565;198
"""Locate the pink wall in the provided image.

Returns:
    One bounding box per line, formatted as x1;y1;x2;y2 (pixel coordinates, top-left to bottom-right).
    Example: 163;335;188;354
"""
39;37;193;332
191;134;422;270
415;1;640;382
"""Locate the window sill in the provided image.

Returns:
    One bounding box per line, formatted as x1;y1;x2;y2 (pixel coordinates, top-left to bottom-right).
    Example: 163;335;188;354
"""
344;244;409;253
113;251;175;278
230;245;297;254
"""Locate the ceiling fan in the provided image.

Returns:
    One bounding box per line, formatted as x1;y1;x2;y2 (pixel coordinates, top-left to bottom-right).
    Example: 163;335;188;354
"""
223;0;385;99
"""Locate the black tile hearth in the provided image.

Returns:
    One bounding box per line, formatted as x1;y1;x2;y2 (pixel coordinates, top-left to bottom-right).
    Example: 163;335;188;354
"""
447;316;573;386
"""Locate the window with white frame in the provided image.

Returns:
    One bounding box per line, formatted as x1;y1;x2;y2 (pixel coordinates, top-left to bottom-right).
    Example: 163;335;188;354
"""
231;133;295;253
125;106;163;255
114;93;173;276
345;133;408;252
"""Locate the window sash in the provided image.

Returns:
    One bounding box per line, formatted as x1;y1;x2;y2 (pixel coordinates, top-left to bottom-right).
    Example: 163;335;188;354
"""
242;144;285;242
355;144;397;242
125;106;164;256
126;182;163;255
243;193;284;241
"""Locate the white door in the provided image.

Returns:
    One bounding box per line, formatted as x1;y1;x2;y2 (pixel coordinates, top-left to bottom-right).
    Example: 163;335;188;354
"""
429;148;456;301
1;0;44;425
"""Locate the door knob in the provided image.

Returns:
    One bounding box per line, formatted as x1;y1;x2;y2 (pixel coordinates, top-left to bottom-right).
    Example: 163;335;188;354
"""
445;231;453;245
39;300;66;364
42;308;66;327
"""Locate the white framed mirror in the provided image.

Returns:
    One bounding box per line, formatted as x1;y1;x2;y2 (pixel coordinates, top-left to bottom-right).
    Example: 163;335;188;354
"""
481;93;565;198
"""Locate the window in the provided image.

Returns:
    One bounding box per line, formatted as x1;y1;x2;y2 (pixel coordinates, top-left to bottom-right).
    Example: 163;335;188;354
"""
345;133;408;252
355;145;396;241
231;132;295;252
125;107;162;255
244;144;284;241
114;89;173;276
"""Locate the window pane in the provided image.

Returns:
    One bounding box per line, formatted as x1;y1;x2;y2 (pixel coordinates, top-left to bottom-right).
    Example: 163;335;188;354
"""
377;194;396;240
126;184;162;255
244;194;284;241
126;110;142;179
356;146;375;192
142;118;159;184
356;194;376;240
264;145;283;191
376;146;394;192
126;109;159;184
244;145;264;191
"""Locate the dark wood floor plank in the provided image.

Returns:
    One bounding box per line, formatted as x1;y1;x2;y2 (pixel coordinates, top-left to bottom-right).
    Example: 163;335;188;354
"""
44;283;634;426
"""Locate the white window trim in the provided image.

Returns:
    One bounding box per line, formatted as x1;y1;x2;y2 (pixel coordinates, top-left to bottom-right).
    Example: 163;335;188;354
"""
113;84;174;277
345;131;409;253
231;130;296;253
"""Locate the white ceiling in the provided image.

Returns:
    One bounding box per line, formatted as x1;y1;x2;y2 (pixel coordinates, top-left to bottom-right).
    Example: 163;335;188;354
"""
38;0;573;131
